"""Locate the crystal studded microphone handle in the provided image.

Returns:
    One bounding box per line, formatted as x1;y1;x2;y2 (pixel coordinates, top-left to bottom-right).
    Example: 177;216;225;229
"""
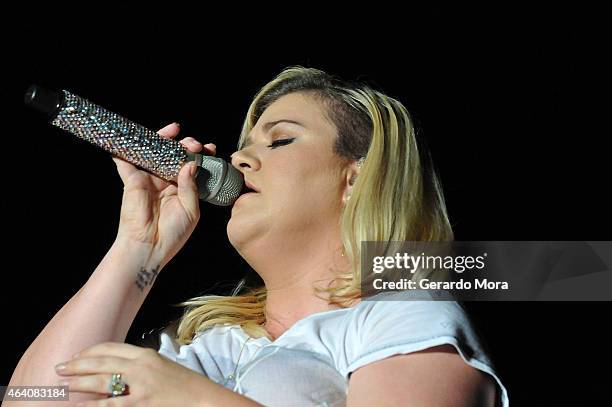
24;85;243;206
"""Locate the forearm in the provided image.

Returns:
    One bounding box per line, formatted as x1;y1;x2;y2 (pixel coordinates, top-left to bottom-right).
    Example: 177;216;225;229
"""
7;239;163;390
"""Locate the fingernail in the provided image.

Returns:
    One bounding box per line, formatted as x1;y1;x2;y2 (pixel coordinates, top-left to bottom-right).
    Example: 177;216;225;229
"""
174;122;181;127
55;363;66;371
72;352;80;359
190;162;198;177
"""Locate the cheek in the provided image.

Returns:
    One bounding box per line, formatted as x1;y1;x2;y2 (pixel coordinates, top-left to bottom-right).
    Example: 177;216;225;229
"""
271;169;342;213
263;147;344;210
263;154;305;193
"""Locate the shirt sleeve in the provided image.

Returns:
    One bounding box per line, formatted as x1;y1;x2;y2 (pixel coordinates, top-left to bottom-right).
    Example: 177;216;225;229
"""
342;290;510;407
157;329;208;375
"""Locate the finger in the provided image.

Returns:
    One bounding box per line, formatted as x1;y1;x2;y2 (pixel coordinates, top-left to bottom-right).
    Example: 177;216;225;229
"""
177;161;200;221
111;155;143;186
178;137;203;153
73;398;131;407
111;155;138;175
203;143;217;156
56;356;132;376
73;342;148;360
157;122;181;139
60;373;130;397
111;155;171;190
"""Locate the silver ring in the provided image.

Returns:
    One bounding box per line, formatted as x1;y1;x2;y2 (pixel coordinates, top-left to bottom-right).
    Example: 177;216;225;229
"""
109;373;129;397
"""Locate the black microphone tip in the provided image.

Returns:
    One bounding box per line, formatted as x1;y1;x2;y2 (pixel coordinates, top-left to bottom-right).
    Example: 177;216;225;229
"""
24;84;37;105
24;84;64;119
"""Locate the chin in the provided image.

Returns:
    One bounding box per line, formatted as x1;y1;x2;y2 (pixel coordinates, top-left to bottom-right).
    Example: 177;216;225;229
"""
226;216;259;252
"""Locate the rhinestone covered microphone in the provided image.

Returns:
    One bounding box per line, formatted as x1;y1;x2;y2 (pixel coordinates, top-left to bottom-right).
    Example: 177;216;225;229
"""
24;85;243;206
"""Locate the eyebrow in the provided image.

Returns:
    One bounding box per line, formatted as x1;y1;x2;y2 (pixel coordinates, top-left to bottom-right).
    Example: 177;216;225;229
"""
242;119;306;148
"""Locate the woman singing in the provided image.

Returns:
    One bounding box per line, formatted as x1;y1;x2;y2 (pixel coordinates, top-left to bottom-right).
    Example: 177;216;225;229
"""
6;66;509;406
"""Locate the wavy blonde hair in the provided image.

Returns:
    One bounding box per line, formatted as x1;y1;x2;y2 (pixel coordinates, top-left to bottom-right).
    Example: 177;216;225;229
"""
172;66;454;345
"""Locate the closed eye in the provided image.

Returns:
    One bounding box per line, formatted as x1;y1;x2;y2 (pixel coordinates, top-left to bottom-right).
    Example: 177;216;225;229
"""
268;138;295;149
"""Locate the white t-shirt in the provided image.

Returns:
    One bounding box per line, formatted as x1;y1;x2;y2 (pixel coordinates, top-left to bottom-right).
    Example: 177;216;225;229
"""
158;290;509;406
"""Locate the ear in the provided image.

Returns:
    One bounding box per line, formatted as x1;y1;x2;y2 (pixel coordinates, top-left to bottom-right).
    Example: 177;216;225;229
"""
342;159;362;205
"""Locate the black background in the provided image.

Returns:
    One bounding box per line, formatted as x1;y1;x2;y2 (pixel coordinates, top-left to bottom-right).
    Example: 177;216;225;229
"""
1;6;610;405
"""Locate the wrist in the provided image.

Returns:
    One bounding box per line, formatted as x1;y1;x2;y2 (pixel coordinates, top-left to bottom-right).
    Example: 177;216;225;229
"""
80;239;167;305
111;237;167;270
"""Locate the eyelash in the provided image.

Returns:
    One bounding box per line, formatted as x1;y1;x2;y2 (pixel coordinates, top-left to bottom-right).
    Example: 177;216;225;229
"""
267;138;295;149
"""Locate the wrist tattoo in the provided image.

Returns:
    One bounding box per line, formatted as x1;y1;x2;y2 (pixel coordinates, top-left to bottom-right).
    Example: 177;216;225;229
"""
135;265;160;292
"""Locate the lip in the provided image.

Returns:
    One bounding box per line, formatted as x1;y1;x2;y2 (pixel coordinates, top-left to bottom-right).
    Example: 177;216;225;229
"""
234;191;258;206
244;180;260;193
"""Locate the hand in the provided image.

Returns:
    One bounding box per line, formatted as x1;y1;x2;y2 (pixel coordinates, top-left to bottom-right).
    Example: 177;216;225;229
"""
55;342;212;406
113;122;216;268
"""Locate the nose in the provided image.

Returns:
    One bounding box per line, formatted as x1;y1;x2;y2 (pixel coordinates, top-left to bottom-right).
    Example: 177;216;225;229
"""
230;149;260;173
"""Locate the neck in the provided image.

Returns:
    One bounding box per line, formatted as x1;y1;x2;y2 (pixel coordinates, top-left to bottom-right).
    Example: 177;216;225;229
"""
239;228;351;340
263;283;342;340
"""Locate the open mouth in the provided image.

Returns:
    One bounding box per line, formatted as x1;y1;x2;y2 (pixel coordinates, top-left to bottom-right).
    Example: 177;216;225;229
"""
240;183;258;195
240;179;260;195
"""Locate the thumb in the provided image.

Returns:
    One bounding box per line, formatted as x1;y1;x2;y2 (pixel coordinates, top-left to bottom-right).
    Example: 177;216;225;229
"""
111;155;140;184
177;161;200;221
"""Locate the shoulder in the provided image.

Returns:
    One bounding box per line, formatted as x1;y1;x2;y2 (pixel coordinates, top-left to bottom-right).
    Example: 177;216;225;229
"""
342;290;488;367
339;290;509;406
344;290;473;346
347;343;499;407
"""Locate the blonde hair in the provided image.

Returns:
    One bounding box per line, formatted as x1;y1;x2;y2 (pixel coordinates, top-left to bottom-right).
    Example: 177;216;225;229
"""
173;66;454;345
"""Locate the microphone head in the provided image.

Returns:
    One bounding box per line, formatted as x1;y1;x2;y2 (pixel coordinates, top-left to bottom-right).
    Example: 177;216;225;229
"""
195;156;243;206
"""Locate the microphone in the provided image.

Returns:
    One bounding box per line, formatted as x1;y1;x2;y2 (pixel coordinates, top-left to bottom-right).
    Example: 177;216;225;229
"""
24;85;243;206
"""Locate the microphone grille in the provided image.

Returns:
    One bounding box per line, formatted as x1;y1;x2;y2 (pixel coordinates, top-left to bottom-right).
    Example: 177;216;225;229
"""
196;157;243;206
